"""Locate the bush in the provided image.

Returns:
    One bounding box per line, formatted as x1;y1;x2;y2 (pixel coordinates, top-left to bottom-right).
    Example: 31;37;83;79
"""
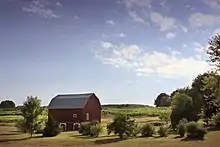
157;125;168;137
78;121;102;138
177;118;188;137
43;116;61;137
186;122;207;140
140;123;155;137
131;123;141;137
89;123;103;137
107;114;136;139
211;113;220;127
159;113;170;124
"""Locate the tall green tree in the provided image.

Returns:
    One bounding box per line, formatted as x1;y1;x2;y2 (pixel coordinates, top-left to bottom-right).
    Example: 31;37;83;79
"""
154;93;170;107
20;96;43;137
170;93;198;129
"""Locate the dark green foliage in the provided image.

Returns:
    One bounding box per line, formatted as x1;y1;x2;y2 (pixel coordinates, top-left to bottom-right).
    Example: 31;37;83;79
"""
140;123;155;137
79;121;102;138
131;122;141;137
43;116;61;137
177;118;188;137
171;93;198;129
154;93;171;107
19;96;43;137
211;113;220;127
106;114;136;139
157;125;168;137
186;122;207;140
159;112;170;124
0;100;15;108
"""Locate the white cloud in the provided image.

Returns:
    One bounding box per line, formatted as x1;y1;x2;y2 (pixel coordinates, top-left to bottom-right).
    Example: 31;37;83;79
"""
202;0;220;9
189;13;219;27
166;32;176;39
123;0;151;8
118;33;126;38
22;0;60;18
74;15;79;19
106;20;115;25
150;12;177;31
56;2;62;6
93;41;211;80
128;11;146;24
193;42;209;60
180;25;188;33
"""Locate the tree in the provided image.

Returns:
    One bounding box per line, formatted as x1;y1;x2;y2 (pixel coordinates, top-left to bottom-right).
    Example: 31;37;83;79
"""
0;100;15;108
200;72;220;122
19;96;43;137
43;116;61;137
170;93;198;129
154;93;170;107
107;114;135;139
207;33;220;69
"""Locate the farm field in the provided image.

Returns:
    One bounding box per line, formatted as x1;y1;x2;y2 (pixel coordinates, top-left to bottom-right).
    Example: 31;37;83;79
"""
1;122;220;147
0;105;170;123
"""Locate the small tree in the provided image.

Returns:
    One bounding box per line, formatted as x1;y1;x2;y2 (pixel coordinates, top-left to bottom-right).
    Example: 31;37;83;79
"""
170;93;198;129
78;121;102;138
157;125;168;137
107;114;135;139
43;116;61;137
19;96;43;137
140;123;155;137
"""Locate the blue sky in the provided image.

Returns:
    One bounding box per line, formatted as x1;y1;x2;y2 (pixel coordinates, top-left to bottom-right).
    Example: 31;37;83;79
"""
0;0;219;106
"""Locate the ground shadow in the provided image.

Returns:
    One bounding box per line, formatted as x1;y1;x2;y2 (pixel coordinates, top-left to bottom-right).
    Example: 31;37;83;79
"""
208;127;220;132
94;138;127;145
173;136;183;139
0;137;29;143
181;137;204;142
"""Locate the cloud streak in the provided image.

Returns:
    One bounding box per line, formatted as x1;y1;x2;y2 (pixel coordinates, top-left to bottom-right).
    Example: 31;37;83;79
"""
21;0;60;18
92;41;211;79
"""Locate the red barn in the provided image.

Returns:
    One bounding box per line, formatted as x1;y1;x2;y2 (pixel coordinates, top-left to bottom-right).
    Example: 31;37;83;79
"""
48;93;101;131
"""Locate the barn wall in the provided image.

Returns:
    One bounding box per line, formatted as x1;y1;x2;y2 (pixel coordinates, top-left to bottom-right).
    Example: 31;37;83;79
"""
48;108;83;123
83;95;101;122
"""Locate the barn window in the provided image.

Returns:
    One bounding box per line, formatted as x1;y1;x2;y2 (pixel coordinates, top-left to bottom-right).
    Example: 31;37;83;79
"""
86;113;89;121
73;114;77;118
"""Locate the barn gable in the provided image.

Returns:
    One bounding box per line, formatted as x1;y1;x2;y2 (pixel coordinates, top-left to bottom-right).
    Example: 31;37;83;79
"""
48;93;94;109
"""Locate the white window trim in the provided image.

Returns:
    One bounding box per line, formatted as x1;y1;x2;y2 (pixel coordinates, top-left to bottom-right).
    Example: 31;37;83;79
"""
86;113;89;121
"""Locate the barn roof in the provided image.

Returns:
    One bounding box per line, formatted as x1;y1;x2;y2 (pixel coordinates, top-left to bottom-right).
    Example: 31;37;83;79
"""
48;93;94;109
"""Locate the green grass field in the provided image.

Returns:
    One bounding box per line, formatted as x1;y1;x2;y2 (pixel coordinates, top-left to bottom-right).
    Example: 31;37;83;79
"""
1;122;220;147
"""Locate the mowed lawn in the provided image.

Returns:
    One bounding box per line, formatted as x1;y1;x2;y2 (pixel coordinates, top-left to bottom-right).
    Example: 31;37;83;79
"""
1;122;220;147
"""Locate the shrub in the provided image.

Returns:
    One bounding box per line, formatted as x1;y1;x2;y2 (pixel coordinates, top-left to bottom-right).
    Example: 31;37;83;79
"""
89;123;103;137
140;123;155;137
131;123;141;137
78;121;102;138
79;122;92;136
107;114;135;139
177;118;188;137
157;125;168;137
186;122;207;140
43;116;61;137
159;113;170;124
211;113;220;127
